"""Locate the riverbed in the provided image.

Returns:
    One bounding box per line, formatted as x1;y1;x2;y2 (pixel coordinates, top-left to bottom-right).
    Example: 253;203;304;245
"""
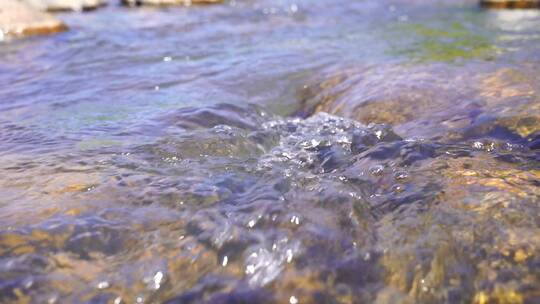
0;0;539;303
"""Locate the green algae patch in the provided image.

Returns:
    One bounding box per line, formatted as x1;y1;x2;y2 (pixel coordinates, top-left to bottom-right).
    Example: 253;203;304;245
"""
392;22;499;62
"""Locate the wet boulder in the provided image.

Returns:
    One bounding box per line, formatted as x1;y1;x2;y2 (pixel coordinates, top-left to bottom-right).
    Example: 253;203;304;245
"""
298;64;483;139
299;64;540;143
378;154;540;303
481;0;540;8
121;0;223;6
0;0;67;39
474;67;540;139
23;0;107;12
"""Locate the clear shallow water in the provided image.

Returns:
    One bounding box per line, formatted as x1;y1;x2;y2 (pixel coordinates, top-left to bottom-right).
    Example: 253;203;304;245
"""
0;0;539;303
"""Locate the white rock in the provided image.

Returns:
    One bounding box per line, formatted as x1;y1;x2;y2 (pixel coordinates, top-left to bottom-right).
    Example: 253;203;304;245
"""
121;0;222;6
23;0;107;12
0;0;67;39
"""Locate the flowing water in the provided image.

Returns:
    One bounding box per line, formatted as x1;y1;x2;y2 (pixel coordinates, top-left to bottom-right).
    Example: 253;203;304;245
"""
0;0;539;303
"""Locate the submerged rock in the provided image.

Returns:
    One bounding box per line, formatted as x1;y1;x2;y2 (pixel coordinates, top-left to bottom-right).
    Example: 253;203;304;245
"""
0;104;538;303
121;0;223;6
0;0;67;39
299;64;540;143
481;0;540;8
23;0;107;12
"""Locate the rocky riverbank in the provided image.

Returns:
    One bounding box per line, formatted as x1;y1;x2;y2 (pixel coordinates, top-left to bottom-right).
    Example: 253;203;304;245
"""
3;0;540;41
0;0;225;40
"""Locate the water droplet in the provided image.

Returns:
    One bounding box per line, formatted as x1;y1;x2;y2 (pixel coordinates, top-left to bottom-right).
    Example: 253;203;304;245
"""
246;264;256;274
290;4;298;13
364;252;371;261
286;249;293;263
97;281;110;289
248;219;256;228
290;215;300;225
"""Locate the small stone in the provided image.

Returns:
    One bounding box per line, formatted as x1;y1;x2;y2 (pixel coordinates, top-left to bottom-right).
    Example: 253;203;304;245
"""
0;0;67;39
514;249;528;262
23;0;107;12
121;0;223;6
480;0;540;8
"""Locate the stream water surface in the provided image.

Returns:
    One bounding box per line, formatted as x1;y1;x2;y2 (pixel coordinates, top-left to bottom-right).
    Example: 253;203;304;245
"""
0;0;539;303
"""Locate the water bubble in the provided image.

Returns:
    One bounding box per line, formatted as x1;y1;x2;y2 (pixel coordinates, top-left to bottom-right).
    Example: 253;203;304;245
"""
369;165;385;176
473;141;484;150
394;171;409;180
392;184;405;193
290;296;299;304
